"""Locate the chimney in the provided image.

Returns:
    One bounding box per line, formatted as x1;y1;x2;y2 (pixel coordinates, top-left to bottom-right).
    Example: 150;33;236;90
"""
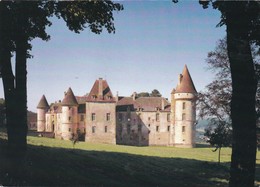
132;92;137;101
178;74;183;85
98;78;103;98
115;91;119;102
161;98;165;110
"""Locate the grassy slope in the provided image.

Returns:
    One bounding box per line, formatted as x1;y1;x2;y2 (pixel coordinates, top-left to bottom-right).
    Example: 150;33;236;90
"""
0;131;260;187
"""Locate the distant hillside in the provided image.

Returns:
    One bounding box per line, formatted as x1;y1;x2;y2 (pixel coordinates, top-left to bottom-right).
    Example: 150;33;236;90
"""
196;119;209;131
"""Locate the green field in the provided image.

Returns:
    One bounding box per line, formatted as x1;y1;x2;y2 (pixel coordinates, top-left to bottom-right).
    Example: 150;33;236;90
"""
0;130;259;187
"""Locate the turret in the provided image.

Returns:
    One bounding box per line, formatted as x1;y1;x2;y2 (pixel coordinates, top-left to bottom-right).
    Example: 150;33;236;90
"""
61;87;78;140
37;95;49;132
172;65;197;148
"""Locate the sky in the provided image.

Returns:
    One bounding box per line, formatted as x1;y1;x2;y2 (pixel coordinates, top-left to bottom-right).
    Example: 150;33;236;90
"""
0;1;225;112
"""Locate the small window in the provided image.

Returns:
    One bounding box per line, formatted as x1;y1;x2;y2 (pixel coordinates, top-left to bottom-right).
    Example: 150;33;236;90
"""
92;126;96;133
105;126;108;133
138;124;142;132
106;113;111;121
182;126;185;133
182;113;186;120
69;128;71;132
167;113;170;122
91;113;96;121
127;124;131;134
156;113;159;121
148;117;151;121
167;126;170;132
182;102;186;110
118;123;123;133
80;115;84;121
68;116;71;121
156;126;159;132
118;113;122;121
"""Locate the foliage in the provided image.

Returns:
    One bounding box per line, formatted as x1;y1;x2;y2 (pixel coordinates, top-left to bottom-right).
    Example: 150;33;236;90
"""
135;89;162;97
196;1;260;186
150;89;162;97
0;0;123;150
136;92;150;97
204;120;232;164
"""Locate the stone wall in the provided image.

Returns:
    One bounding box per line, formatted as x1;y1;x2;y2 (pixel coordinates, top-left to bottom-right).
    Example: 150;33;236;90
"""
85;102;116;144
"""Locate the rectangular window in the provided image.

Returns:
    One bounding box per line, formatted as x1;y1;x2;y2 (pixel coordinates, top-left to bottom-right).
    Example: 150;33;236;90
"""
138;124;142;132
148;117;151;121
167;113;170;122
80;115;84;121
156;126;159;132
127;124;131;134
91;113;96;121
92;126;96;133
156;113;159;121
118;113;122;121
105;126;108;133
182;113;186;120
69;128;71;132
119;123;123;133
106;113;111;121
183;102;186;110
68;116;71;121
167;126;170;132
182;126;185;133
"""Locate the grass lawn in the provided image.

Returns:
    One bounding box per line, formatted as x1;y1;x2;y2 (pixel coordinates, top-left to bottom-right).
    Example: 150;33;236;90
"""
0;129;259;187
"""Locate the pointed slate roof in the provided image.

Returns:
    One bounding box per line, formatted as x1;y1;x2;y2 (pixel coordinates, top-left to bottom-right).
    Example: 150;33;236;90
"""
86;78;115;102
175;65;197;94
61;87;78;106
37;95;49;109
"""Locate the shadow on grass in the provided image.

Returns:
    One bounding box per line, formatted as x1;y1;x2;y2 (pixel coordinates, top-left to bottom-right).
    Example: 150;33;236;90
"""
0;139;234;187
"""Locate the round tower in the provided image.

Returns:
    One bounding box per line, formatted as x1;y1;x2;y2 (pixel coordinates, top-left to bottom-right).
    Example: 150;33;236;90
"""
61;87;78;140
37;95;49;132
173;65;197;148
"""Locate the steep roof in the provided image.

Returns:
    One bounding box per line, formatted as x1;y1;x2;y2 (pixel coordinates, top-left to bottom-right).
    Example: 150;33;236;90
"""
61;87;78;106
86;78;116;103
76;96;88;104
175;65;197;94
117;96;170;112
37;95;49;109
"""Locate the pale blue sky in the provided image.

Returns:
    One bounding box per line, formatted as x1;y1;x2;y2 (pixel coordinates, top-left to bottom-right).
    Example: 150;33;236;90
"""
0;1;225;112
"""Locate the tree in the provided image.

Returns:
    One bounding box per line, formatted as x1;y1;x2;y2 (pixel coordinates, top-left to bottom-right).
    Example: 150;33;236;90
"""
0;1;123;152
198;37;260;164
136;92;150;97
198;1;260;186
204;121;232;164
134;89;162;97
150;89;162;97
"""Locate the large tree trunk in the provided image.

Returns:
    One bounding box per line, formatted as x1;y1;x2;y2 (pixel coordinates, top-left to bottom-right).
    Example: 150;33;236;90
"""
226;6;257;187
0;2;28;152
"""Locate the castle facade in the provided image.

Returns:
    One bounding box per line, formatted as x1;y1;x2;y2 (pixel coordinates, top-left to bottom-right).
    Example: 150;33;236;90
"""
37;65;197;147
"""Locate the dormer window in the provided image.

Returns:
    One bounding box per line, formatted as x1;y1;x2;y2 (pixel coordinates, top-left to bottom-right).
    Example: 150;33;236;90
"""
92;95;97;99
107;95;112;100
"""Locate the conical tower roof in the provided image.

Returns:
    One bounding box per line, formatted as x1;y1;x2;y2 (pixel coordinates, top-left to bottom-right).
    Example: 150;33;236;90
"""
37;95;49;109
61;87;78;106
175;65;197;94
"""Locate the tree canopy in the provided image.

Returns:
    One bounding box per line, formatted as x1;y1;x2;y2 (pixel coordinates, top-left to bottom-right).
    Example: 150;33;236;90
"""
0;0;123;152
196;1;260;186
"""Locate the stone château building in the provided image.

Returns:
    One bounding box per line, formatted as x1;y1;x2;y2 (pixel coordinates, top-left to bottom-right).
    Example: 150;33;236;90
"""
37;65;197;147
